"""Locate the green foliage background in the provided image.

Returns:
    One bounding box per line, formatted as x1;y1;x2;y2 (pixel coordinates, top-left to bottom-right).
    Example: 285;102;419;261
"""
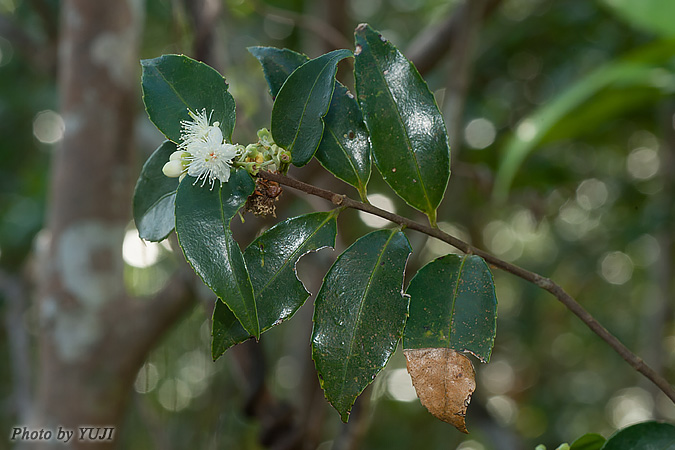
1;0;674;449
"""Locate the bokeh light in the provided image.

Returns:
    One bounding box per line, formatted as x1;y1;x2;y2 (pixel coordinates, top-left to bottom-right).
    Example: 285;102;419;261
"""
465;118;496;150
158;378;192;412
606;387;653;429
134;362;160;394
122;229;163;268
386;368;417;402
599;251;634;285
33;110;65;144
626;147;660;180
359;193;396;228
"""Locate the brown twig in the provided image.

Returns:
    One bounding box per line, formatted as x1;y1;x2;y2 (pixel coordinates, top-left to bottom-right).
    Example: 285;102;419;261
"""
256;170;675;404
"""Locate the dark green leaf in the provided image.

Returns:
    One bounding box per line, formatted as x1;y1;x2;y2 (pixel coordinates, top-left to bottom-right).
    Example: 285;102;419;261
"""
571;433;606;450
141;54;236;143
312;229;412;422
316;83;371;200
175;169;258;337
247;46;309;98
250;46;371;197
271;49;353;167
601;421;675;450
133;141;179;241
354;24;450;225
211;211;339;360
211;300;248;360
404;254;497;363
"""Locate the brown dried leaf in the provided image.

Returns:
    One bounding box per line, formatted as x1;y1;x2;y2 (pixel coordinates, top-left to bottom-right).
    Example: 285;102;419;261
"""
404;347;476;433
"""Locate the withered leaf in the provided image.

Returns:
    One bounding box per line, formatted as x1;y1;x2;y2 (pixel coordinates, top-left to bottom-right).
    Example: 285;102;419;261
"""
404;347;476;433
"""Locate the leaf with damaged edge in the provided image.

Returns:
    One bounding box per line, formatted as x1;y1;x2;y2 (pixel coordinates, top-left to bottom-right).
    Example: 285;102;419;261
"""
403;254;497;432
175;169;258;337
404;348;475;433
404;254;497;362
212;211;338;360
312;229;411;422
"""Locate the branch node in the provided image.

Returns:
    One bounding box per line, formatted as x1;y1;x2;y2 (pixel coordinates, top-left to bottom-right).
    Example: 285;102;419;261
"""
331;194;345;206
534;276;553;290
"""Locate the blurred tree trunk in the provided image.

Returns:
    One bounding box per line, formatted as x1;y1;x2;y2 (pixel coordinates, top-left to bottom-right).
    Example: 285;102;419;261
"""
26;1;194;448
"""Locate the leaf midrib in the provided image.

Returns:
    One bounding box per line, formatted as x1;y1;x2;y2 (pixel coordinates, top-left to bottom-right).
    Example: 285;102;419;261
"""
325;126;363;186
288;54;343;152
364;38;433;215
338;230;399;402
254;214;334;301
139;190;176;219
448;255;467;347
218;185;257;332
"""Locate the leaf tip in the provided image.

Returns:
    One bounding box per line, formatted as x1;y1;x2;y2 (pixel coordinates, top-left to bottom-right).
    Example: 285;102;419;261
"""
339;410;350;423
404;347;475;433
355;23;369;32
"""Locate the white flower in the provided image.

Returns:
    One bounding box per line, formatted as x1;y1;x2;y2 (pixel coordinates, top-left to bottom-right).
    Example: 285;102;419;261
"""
185;125;240;187
170;109;242;188
178;109;219;151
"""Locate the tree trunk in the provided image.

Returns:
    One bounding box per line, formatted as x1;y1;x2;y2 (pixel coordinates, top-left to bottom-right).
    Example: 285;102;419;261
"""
26;1;194;448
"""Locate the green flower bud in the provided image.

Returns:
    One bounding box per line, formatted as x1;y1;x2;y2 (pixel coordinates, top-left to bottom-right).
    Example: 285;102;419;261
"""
257;128;275;147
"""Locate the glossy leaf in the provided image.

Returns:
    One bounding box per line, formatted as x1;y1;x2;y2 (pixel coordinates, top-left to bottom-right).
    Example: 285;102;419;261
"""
404;254;497;363
312;229;411;422
271;48;353;167
212;211;338;360
354;23;450;224
250;46;371;197
601;421;675;449
212;300;248;360
175;169;258;337
316;83;371;200
133;141;179;241
247;46;309;98
141;54;236;143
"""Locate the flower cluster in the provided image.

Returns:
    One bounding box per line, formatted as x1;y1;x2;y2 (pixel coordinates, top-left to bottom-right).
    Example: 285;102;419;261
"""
162;109;291;188
162;109;243;188
239;128;291;175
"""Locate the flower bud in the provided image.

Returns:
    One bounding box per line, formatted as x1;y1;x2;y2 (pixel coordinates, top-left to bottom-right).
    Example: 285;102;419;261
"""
257;128;275;147
162;160;185;178
279;151;291;163
169;150;189;161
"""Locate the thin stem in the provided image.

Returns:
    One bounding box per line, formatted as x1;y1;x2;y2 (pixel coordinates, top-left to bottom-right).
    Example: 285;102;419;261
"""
257;170;675;404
